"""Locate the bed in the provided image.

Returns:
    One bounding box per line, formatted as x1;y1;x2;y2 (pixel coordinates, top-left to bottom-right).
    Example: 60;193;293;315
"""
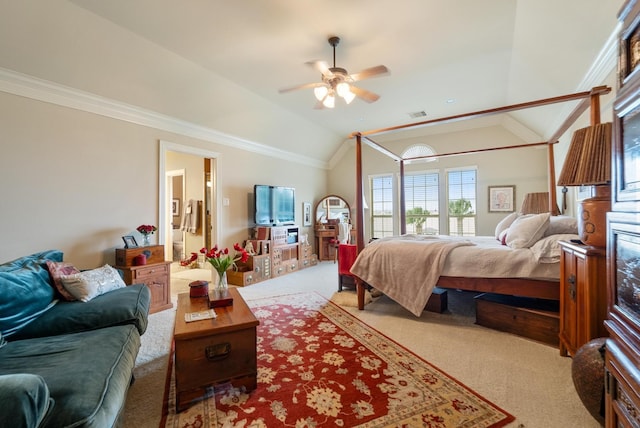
350;213;579;316
349;87;610;312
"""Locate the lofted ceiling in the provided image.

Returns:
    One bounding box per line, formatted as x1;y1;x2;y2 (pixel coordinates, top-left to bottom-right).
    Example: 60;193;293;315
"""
5;1;623;163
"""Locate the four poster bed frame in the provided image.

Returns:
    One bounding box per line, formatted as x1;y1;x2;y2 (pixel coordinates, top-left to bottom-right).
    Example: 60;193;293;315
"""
351;86;611;311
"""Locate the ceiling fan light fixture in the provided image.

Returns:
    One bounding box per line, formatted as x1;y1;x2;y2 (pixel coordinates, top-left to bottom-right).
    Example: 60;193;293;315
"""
279;36;388;108
314;85;328;101
336;81;351;97
343;90;356;104
323;93;335;108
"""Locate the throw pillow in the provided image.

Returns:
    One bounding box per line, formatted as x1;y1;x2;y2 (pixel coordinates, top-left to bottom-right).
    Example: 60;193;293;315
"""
506;212;551;249
495;212;519;239
59;265;126;302
544;215;579;236
530;233;580;263
0;251;59;337
498;228;509;245
45;261;79;301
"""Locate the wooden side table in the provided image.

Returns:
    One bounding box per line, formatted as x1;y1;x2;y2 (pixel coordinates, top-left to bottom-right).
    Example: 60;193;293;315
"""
117;261;172;314
173;289;259;411
558;240;607;357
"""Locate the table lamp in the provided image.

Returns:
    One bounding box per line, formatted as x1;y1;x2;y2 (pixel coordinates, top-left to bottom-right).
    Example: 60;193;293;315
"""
520;192;559;215
557;122;612;247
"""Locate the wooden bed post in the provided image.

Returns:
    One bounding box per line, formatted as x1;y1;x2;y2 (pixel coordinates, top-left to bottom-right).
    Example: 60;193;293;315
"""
355;134;366;310
547;144;560;215
399;160;406;235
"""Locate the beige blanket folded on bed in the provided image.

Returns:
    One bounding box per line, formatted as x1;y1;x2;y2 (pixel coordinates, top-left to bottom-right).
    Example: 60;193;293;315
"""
350;235;474;316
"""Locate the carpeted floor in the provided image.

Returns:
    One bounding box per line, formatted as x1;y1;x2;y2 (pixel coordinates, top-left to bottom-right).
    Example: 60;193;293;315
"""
122;262;601;428
162;292;514;427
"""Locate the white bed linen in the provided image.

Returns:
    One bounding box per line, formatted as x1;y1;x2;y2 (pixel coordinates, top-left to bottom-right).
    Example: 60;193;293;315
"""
441;236;560;279
350;234;577;317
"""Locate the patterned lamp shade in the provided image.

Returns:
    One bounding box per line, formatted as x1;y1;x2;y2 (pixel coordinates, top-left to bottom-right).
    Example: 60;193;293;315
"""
520;192;558;214
557;122;612;247
557;123;612;186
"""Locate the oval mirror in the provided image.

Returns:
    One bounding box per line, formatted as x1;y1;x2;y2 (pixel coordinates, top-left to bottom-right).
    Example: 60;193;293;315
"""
314;195;350;226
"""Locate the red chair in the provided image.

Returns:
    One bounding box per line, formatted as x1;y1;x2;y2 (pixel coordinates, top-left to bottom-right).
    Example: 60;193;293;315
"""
337;244;358;291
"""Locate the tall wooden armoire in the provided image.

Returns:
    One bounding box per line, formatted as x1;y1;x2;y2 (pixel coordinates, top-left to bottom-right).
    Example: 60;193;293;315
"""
604;1;640;426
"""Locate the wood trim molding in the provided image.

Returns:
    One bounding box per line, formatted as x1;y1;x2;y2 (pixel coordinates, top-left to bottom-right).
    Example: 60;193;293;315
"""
0;67;328;170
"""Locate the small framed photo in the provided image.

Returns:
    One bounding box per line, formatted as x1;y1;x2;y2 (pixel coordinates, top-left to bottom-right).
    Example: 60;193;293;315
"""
122;235;138;248
488;185;515;213
303;202;312;226
172;198;180;216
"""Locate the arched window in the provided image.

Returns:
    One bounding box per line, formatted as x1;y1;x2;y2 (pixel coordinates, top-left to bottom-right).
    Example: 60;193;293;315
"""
402;144;437;162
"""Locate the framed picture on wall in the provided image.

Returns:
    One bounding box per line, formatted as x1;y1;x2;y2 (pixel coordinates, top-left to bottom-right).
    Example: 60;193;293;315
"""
488;185;515;212
172;198;180;216
303;202;312;226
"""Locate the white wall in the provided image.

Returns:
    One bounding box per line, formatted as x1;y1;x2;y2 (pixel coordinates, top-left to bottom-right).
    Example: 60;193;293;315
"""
0;91;326;267
329;125;549;239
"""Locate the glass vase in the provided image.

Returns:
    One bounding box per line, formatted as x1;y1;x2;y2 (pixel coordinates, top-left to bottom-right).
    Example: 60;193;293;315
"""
215;270;228;292
142;234;151;247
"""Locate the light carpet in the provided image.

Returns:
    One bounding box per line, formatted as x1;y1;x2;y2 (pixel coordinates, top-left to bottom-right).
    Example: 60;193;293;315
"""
122;262;601;428
162;292;515;427
330;289;373;307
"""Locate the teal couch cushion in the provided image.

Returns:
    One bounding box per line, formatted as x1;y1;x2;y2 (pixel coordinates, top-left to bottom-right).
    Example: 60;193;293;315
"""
0;325;141;428
10;284;151;340
0;250;60;337
0;374;53;428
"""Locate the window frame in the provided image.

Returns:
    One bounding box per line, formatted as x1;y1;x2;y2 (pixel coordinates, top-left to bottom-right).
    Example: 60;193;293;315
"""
445;166;478;236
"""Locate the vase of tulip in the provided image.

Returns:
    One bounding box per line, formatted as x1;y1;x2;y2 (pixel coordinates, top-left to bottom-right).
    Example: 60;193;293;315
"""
200;243;249;291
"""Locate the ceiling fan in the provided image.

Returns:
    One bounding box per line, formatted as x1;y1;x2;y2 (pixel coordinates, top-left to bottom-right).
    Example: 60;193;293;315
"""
279;36;389;109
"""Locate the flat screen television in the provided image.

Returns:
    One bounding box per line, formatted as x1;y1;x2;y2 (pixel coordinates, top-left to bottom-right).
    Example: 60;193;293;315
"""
254;185;295;226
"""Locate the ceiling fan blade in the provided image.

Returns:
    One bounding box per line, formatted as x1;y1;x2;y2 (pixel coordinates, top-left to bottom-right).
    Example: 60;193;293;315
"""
313;100;325;110
350;85;380;103
349;65;389;82
278;81;324;94
306;60;332;77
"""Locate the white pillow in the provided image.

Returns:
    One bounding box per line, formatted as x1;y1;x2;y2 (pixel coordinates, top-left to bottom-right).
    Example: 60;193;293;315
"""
530;234;580;263
543;215;578;237
495;212;519;239
60;264;126;302
506;212;551;249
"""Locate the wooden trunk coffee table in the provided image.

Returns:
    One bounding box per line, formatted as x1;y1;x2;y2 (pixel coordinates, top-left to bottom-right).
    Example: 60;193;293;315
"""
174;288;259;412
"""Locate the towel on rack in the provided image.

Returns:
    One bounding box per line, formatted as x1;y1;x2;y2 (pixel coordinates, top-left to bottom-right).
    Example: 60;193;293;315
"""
180;199;201;233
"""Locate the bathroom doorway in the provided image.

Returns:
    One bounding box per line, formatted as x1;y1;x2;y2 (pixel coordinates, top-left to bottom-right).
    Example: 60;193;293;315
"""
159;140;220;264
166;169;185;261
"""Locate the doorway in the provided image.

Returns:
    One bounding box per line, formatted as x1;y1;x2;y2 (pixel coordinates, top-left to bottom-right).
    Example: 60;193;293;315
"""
166;169;185;261
159;140;220;263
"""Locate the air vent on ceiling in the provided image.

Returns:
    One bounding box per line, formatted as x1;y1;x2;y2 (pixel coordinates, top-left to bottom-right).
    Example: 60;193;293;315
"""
408;111;427;119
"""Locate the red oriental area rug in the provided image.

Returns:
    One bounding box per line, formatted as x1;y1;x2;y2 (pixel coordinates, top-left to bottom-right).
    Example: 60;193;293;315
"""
162;292;515;427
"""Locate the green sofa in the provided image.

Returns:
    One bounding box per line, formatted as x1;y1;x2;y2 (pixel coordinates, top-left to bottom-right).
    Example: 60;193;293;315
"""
0;250;151;427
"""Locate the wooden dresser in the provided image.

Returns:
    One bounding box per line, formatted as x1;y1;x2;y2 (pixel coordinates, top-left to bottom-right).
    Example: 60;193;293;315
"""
604;2;640;426
115;245;173;314
558;241;608;356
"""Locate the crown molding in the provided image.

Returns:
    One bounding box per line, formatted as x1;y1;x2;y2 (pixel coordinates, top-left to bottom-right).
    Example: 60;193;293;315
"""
0;67;328;170
543;23;620;140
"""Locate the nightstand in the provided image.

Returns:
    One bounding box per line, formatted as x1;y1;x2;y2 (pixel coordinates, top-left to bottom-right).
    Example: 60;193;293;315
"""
558;240;608;357
115;245;172;314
